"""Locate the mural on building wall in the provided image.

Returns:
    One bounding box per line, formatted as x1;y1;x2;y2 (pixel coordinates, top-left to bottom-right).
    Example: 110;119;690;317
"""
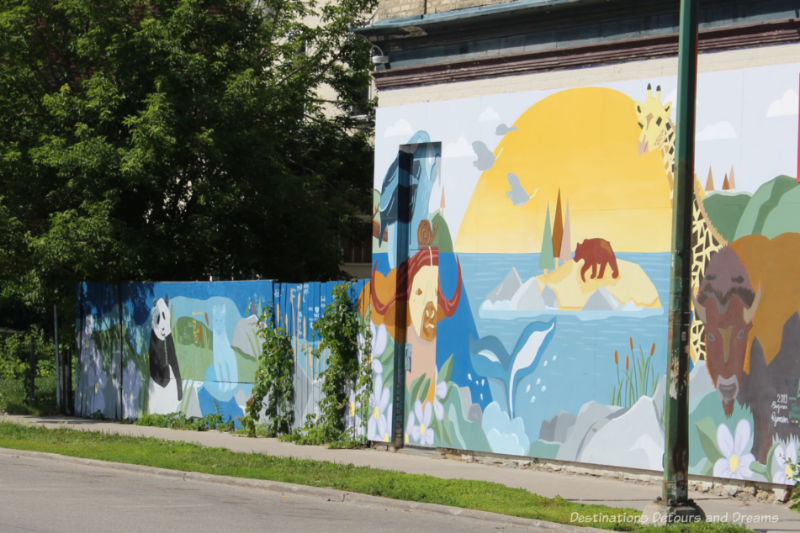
369;62;800;484
76;280;368;429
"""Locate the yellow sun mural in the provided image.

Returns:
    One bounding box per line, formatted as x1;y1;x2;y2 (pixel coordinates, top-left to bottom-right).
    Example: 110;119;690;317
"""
456;87;672;253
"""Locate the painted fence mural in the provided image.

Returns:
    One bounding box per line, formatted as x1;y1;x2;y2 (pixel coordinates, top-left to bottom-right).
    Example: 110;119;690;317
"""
369;62;800;484
76;280;367;427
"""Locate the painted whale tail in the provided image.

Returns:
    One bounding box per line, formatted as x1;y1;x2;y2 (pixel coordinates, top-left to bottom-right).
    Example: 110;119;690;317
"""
508;319;556;417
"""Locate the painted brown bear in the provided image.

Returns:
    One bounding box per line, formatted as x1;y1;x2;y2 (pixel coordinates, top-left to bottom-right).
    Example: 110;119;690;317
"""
574;238;619;282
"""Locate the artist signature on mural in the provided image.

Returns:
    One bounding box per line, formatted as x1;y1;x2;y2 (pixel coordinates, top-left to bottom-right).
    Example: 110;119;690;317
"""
772;393;789;427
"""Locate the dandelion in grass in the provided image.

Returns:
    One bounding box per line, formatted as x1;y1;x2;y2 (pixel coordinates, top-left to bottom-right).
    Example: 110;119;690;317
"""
714;420;755;480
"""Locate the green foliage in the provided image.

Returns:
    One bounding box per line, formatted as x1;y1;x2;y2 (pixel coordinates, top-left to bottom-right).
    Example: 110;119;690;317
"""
0;0;376;355
242;309;294;437
0;328;57;413
288;283;369;445
135;412;234;432
695;417;724;467
349;323;373;444
0;375;58;415
610;338;658;408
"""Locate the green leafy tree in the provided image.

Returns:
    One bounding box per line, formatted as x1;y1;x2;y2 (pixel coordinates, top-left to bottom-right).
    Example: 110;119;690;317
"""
0;0;375;335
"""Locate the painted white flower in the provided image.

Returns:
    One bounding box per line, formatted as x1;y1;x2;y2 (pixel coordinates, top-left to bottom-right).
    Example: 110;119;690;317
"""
360;322;389;360
367;374;390;441
122;360;141;419
771;440;799;485
371;322;388;356
405;408;415;445
409;400;434;446
346;389;364;437
713;420;755;480
379;405;392;442
433;379;447;421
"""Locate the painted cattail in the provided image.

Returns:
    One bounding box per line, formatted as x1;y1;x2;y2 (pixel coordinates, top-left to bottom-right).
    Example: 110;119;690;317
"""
650;343;656;356
614;350;619;365
625;355;630;371
629;336;634;350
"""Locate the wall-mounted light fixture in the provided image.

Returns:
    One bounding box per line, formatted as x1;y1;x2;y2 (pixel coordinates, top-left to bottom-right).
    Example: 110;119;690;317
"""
371;45;389;66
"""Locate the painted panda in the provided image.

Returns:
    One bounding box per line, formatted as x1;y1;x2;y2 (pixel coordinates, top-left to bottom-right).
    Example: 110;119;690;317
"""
148;295;183;401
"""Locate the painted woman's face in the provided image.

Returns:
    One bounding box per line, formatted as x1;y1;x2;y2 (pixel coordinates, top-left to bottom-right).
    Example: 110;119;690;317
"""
409;265;439;342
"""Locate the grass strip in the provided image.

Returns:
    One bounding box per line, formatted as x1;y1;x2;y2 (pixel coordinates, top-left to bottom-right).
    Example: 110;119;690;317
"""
0;421;748;532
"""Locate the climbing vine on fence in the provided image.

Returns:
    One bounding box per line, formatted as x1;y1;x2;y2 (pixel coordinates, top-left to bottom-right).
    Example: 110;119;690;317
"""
288;283;370;445
242;308;294;437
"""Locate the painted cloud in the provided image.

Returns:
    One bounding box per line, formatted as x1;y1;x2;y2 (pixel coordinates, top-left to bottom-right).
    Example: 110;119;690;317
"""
384;118;415;138
443;136;473;158
767;89;799;117
696;121;737;141
479;106;500;121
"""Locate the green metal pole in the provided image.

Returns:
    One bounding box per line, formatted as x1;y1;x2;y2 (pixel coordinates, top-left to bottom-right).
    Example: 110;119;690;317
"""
663;0;699;507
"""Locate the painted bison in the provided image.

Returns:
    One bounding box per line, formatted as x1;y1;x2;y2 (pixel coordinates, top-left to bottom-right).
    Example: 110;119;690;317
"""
693;233;800;463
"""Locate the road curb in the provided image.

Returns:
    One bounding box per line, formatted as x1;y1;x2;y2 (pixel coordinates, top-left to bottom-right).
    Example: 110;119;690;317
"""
0;446;595;532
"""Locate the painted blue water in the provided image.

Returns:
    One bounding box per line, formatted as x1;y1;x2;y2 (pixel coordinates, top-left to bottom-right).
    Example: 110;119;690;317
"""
458;253;671;443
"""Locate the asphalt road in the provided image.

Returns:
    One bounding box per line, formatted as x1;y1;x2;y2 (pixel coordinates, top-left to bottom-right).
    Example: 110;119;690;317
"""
0;452;567;533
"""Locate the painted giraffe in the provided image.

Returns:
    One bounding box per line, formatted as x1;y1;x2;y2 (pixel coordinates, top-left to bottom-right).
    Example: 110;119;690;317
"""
634;84;727;363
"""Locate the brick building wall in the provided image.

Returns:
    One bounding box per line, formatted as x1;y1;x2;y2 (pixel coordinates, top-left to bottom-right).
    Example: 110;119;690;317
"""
374;0;514;22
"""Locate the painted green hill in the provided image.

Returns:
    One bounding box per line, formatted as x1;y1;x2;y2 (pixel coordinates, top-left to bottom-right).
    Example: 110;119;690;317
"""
734;175;800;239
760;180;800;238
703;192;751;243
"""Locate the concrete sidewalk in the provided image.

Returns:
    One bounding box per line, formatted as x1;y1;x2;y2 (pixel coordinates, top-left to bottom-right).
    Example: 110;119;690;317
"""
3;414;800;531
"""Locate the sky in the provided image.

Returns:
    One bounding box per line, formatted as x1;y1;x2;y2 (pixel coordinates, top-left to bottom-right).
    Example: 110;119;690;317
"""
375;62;800;243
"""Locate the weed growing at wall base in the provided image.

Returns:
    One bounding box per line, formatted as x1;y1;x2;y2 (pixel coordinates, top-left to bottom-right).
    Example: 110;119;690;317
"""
134;413;234;432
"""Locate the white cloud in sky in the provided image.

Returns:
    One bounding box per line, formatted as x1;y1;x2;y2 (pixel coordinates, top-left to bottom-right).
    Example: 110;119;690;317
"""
767;90;799;117
383;119;414;138
443;136;473;158
479;107;500;122
696;121;737;141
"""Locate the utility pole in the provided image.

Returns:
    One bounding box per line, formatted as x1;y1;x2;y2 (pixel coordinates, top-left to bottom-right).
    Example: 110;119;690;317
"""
644;0;705;524
54;304;60;411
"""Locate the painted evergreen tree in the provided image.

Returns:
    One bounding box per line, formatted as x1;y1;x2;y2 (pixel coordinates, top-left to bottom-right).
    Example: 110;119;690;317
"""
552;190;564;267
729;166;737;189
705;168;715;191
722;173;731;190
539;203;555;272
559;201;572;263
